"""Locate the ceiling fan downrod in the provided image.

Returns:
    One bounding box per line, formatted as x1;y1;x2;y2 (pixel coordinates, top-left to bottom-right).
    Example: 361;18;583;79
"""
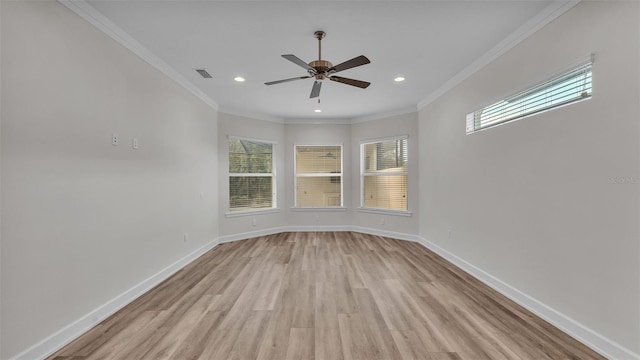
315;30;325;61
309;31;331;80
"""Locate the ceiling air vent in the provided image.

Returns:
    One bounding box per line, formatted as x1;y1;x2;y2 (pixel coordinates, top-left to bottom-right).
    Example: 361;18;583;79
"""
195;69;212;79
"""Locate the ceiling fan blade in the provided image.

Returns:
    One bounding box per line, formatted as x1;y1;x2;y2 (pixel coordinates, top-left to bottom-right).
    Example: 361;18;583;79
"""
310;80;322;98
329;76;370;89
282;54;314;72
265;76;312;85
328;55;370;73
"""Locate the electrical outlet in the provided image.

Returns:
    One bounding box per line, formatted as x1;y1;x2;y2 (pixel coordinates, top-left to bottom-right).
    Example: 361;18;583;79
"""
183;233;188;242
251;219;257;227
380;218;385;225
112;133;119;146
132;137;139;149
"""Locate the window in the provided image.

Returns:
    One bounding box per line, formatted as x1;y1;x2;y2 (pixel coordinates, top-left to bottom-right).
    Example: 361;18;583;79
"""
361;137;408;211
467;61;592;134
294;145;342;208
228;137;275;211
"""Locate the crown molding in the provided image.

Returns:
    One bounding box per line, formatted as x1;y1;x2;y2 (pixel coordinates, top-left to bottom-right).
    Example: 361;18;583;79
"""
283;117;353;125
351;105;418;124
58;0;219;111
417;0;581;110
58;0;580;123
219;107;286;124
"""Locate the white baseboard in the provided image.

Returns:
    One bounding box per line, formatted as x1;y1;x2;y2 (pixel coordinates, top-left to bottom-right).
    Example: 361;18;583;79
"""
350;226;419;243
217;225;353;244
286;225;352;233
415;236;639;360
217;227;287;244
14;230;637;360
13;225;418;359
11;238;220;360
216;225;417;244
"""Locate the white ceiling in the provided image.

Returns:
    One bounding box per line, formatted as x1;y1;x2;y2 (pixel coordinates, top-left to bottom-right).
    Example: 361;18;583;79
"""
83;0;556;122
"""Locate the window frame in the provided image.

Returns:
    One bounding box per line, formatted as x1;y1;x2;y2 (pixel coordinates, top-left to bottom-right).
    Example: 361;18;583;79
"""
467;56;593;134
359;135;410;215
293;144;344;209
227;135;277;215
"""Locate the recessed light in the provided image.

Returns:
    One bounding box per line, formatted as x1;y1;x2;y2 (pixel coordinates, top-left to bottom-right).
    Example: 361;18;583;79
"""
234;76;245;82
314;109;322;113
394;76;405;82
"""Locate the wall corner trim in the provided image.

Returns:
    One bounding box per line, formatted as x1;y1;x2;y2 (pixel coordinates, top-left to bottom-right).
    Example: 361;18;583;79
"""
57;0;219;112
9;238;220;360
417;0;581;110
415;236;640;360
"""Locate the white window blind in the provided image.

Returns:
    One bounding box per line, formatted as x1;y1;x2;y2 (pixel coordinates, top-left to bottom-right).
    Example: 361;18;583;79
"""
229;137;275;211
294;145;342;207
361;137;408;211
467;61;592;134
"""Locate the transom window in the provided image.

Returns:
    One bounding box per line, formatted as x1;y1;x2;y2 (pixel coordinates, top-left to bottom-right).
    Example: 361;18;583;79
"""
228;137;275;211
294;145;343;208
361;137;408;211
467;61;592;134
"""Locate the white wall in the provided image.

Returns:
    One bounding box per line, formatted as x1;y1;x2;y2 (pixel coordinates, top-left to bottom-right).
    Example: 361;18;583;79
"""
217;113;285;238
3;1;636;358
418;1;639;356
0;2;219;358
351;113;419;238
0;1;3;358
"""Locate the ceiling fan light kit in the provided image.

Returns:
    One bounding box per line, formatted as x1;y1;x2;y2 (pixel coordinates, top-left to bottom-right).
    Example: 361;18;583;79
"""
265;30;371;99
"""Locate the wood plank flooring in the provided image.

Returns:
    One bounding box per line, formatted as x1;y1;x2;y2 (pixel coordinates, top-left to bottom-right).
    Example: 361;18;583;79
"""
48;232;605;360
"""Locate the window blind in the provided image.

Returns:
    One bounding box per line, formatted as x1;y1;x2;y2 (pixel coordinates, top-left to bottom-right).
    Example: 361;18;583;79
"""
467;62;592;134
361;137;408;211
294;145;342;207
229;138;274;211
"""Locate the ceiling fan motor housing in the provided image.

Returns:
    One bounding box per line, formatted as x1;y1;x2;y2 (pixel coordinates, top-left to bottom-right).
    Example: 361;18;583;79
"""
309;60;333;79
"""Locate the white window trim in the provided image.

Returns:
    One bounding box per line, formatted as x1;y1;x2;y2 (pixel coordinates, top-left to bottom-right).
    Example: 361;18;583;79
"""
224;208;281;218
357;207;412;217
293;143;344;209
466;54;594;134
360;135;409;212
290;207;348;212
228;135;278;144
228;136;277;212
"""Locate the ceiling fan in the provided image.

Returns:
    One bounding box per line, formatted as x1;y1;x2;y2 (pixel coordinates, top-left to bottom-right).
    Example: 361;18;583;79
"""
265;31;371;99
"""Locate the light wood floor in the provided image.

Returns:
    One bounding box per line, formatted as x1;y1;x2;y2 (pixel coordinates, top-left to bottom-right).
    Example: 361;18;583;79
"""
49;232;605;360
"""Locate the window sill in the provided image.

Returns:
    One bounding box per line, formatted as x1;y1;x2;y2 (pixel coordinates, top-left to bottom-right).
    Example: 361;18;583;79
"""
357;207;412;217
290;207;348;212
225;208;280;218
